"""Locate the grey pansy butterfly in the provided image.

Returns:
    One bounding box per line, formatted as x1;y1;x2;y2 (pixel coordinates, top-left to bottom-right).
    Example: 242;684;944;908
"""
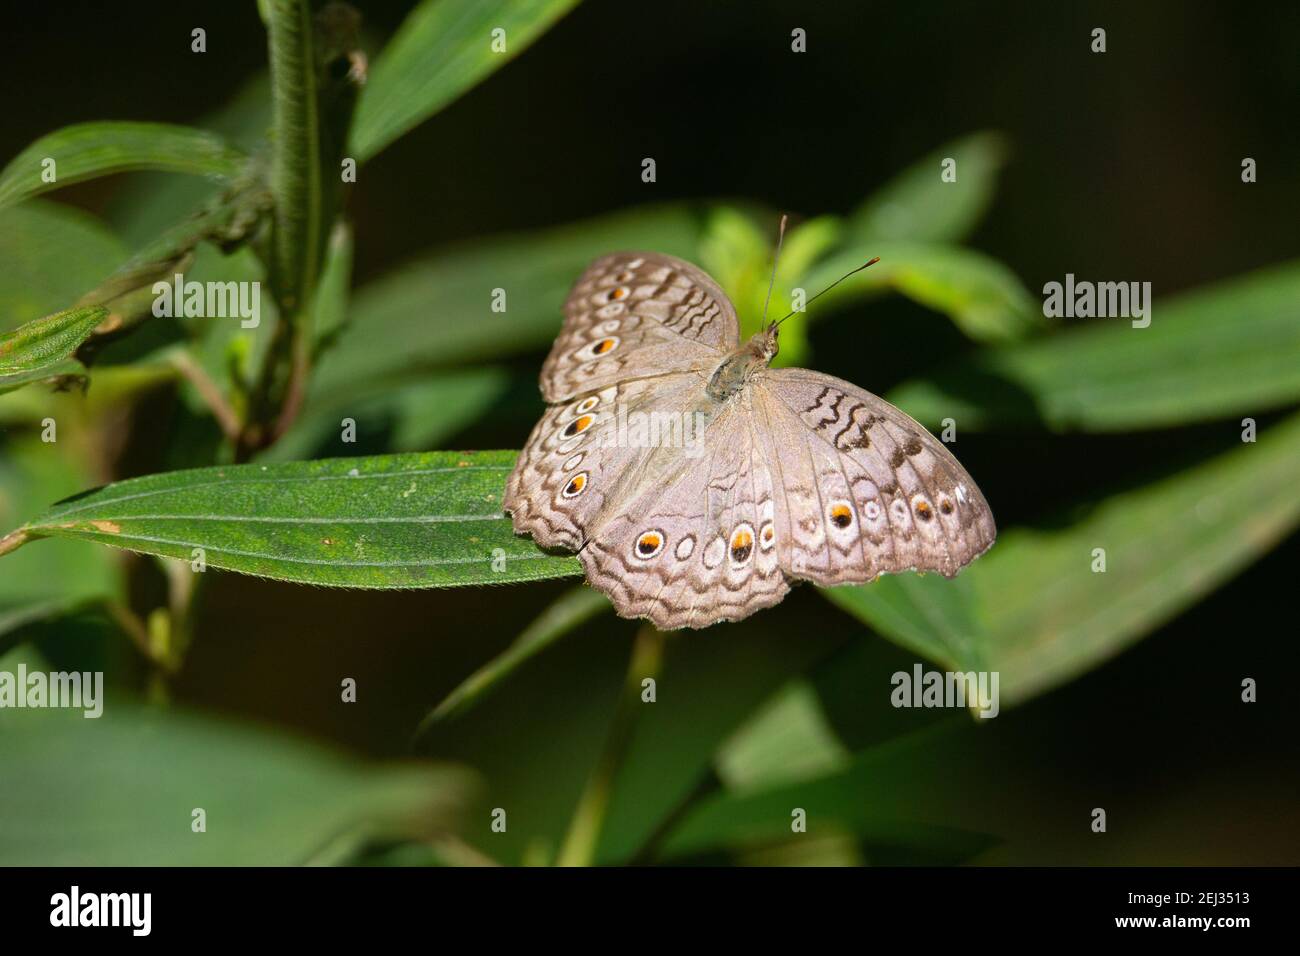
503;250;996;629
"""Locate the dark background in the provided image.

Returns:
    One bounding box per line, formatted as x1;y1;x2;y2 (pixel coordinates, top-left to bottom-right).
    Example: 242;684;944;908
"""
3;1;1297;864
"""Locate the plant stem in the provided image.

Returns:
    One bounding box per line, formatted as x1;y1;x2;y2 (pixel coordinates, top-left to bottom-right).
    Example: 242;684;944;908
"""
268;0;322;315
168;349;241;444
242;0;322;459
556;625;666;867
0;528;29;558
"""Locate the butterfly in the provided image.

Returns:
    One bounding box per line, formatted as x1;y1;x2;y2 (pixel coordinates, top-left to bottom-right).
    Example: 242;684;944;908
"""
503;250;996;629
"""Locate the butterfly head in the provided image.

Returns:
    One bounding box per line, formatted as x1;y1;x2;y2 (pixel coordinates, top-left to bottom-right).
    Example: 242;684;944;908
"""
754;324;780;364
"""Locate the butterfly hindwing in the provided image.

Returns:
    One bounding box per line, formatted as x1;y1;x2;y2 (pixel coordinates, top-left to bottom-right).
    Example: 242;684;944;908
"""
577;404;789;629
540;252;740;403
756;369;996;586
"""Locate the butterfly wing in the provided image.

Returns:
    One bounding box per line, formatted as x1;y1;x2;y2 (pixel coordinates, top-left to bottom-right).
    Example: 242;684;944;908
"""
576;402;790;629
539;252;740;403
753;368;996;585
504;372;705;551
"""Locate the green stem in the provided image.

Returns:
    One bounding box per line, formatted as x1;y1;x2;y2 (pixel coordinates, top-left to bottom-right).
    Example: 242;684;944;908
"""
243;0;323;459
556;626;666;867
268;0;322;315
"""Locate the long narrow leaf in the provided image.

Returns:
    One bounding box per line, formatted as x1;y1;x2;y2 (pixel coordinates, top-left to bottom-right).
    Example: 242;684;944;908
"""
849;131;1008;245
352;0;582;161
888;261;1300;431
0;122;245;211
0;704;474;865
8;451;580;587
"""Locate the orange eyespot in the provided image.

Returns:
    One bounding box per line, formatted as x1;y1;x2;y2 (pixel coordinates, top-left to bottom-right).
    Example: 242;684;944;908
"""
830;503;853;529
561;414;594;439
611;286;629;300
729;527;754;564
635;530;665;559
593;338;616;355
760;524;775;548
562;473;587;498
913;498;933;522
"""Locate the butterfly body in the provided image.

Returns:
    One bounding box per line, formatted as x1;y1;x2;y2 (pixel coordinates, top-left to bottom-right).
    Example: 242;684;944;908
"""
504;252;996;629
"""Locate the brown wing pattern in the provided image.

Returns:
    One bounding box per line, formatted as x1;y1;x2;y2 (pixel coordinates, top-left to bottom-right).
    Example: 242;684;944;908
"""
540;252;739;403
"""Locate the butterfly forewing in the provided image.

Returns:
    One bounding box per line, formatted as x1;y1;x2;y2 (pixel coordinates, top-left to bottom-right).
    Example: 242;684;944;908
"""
503;373;704;550
540;252;739;402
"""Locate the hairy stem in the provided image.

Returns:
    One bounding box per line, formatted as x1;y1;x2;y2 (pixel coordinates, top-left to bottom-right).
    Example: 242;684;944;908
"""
241;0;322;460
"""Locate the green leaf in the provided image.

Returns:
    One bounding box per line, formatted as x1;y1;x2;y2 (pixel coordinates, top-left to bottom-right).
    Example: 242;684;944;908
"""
0;359;85;396
0;703;474;865
0;306;106;377
421;583;611;728
658;720;1001;865
0;437;121;609
821;570;987;675
714;680;851;790
312;203;709;394
0;202;126;330
106;74;272;248
824;411;1300;705
8;450;581;588
889;261;1300;431
312;221;355;354
0;122;245;212
264;367;513;462
803;241;1042;342
849;131;1007;244
594;610;846;864
352;0;582;162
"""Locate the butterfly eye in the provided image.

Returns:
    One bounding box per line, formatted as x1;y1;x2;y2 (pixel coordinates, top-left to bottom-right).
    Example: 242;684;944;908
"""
729;526;754;565
562;473;588;498
829;503;854;529
634;530;665;559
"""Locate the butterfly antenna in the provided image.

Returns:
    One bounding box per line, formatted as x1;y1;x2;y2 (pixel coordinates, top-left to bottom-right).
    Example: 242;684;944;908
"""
772;256;881;328
761;214;789;329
